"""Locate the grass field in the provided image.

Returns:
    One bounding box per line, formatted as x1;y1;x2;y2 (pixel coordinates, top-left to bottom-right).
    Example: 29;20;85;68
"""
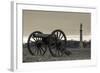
23;47;91;63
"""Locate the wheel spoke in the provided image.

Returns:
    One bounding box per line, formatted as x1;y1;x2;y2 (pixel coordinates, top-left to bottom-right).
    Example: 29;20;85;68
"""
36;48;39;55
37;37;39;40
60;34;63;40
32;35;36;41
34;46;38;55
56;32;58;37
38;48;42;55
59;48;62;56
35;37;38;40
54;33;57;38
33;46;37;55
58;32;61;38
39;47;46;55
40;47;45;52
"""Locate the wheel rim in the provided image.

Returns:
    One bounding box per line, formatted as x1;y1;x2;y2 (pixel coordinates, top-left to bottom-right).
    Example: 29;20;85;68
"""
49;29;67;57
27;31;47;56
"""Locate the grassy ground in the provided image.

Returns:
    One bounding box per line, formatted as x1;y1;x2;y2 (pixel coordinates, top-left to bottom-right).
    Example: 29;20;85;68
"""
23;47;91;63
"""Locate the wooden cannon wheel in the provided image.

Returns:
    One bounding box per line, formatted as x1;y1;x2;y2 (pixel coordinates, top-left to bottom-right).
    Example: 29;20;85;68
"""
27;31;47;56
49;29;67;57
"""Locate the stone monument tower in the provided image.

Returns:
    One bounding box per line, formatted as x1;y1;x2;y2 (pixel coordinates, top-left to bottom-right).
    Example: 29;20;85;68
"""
80;23;83;48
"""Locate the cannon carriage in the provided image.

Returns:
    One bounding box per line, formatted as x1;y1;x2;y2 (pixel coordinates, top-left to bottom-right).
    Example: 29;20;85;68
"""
27;29;71;57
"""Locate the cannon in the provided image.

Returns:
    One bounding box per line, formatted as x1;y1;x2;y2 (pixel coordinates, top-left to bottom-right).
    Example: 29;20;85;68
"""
27;29;71;57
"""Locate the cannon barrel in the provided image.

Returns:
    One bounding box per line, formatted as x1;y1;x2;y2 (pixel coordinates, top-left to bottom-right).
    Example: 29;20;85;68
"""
33;33;50;38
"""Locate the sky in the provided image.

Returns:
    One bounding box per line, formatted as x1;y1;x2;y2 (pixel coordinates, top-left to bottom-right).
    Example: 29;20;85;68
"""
23;10;91;43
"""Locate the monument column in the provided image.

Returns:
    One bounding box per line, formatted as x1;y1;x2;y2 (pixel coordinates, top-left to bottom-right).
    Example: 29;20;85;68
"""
80;23;83;48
